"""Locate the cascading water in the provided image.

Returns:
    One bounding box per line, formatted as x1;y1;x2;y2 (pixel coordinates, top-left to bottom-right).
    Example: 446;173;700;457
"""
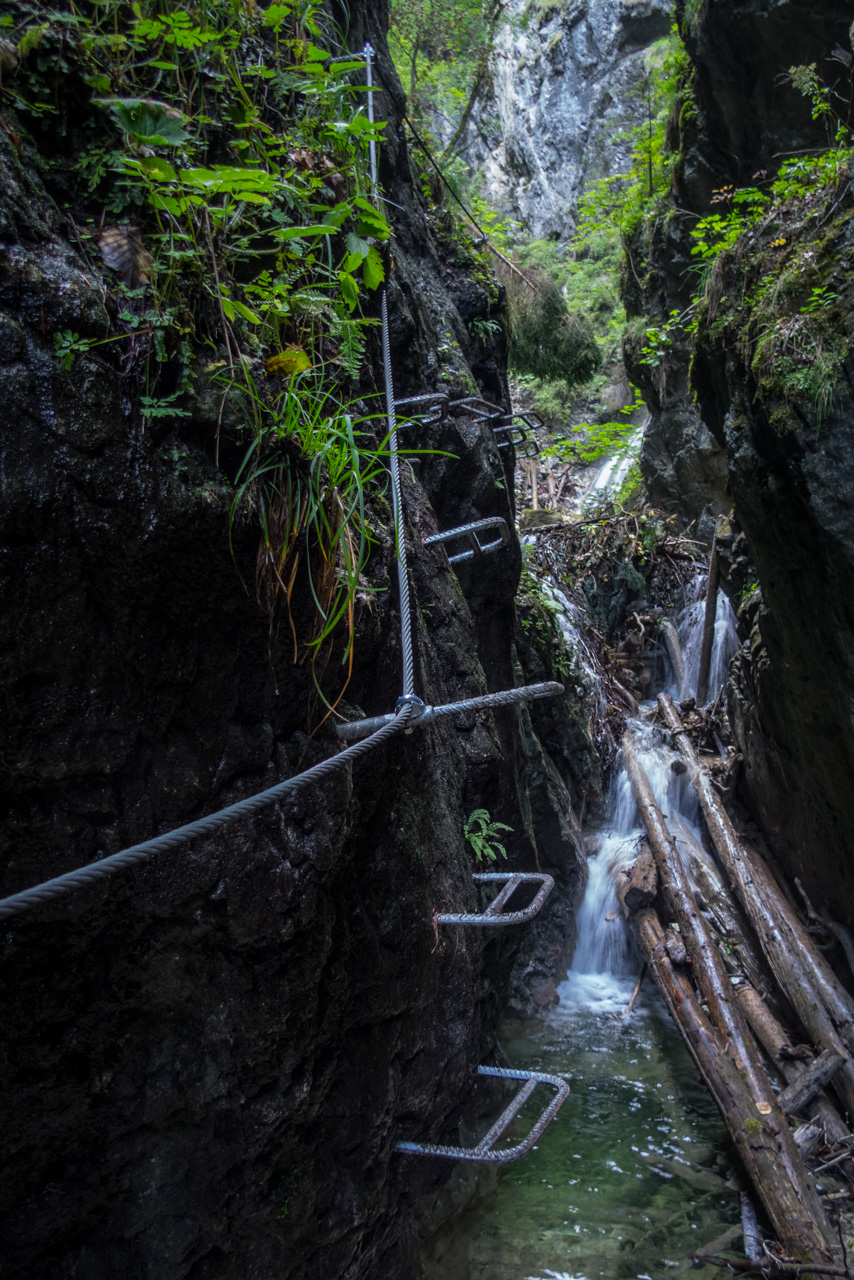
424;568;741;1280
671;573;739;702
561;723;698;1013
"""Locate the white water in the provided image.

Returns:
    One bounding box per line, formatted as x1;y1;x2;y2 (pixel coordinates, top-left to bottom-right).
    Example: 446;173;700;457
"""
560;722;698;1014
583;426;644;504
670;571;739;702
562;565;732;1014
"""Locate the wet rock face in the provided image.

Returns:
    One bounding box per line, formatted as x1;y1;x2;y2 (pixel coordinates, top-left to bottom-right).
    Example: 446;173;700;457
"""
677;0;852;212
460;0;672;238
688;191;854;924
0;5;594;1278
624;0;851;531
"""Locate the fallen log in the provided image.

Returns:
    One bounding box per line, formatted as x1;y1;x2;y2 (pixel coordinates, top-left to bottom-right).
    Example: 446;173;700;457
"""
659;693;854;1119
670;813;777;1006
741;1191;764;1265
735;984;851;1147
625;962;647;1017
696;541;720;706
619;894;836;1267
660;619;688;698
777;1050;847;1119
623;843;658;909
622;733;773;1106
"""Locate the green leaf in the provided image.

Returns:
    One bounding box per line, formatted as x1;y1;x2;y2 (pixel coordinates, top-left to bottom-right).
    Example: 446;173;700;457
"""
132;155;178;180
96;97;190;145
221;297;236;321
148;191;186;214
362;246;384;291
338;272;359;312
83;73;112;93
353;197;390;239
273;224;333;240
18;22;50;58
344;232;370;260
261;3;293;28
232;299;262;324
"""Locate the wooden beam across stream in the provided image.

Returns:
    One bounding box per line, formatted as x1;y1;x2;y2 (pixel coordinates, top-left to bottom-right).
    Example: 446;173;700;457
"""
658;693;854;1120
619;731;838;1269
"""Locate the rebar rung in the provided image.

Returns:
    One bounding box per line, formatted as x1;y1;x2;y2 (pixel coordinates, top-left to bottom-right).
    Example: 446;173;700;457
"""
436;871;554;927
394;392;449;425
394;1065;570;1162
335;681;564;742
447;395;504;418
423;516;511;565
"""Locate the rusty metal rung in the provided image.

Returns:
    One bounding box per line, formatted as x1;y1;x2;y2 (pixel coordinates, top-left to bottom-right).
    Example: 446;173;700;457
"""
394;1065;570;1162
436;871;554;927
423;517;511;564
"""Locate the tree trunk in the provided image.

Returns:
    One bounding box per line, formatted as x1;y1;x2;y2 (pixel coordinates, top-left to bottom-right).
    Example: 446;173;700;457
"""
658;693;854;1118
670;813;784;1017
778;1049;848;1118
622;843;658;909
622;733;774;1106
620;896;837;1268
442;66;487;160
660;619;687;698
735;983;851;1145
696;543;719;706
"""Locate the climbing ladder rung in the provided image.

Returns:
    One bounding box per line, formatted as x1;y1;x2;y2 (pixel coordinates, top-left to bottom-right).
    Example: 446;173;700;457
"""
447;395;504;418
423;516;511;564
436;871;554;927
395;393;449;425
335;681;564;742
395;1065;570;1162
493;423;531;450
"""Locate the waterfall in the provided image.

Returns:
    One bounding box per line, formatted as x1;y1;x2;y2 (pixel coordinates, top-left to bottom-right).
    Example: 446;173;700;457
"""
558;555;734;1017
671;571;739;702
584;426;644;503
559;722;700;1013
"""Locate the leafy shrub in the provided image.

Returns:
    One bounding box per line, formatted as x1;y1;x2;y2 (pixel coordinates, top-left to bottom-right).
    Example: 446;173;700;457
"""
504;267;600;389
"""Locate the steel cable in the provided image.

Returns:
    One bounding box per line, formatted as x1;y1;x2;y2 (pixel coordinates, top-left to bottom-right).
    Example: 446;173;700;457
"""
0;706;413;922
364;42;414;698
0;46;422;926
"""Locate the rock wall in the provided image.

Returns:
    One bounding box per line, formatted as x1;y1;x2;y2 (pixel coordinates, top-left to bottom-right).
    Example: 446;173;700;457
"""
462;0;672;238
627;0;854;922
0;3;597;1277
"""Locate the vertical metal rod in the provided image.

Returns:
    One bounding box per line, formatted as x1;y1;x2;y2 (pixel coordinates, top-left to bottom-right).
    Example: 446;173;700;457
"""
363;42;415;697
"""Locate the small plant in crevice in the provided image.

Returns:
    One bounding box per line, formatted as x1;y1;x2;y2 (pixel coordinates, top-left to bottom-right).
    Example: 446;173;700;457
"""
4;0;417;718
464;809;513;864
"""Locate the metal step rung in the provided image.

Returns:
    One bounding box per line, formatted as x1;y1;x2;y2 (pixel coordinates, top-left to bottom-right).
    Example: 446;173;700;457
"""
447;395;504;418
493;423;529;448
335;680;564;742
436;871;554;927
492;416;541;458
394;393;449;426
422;516;511;564
515;437;540;459
395;1065;570;1162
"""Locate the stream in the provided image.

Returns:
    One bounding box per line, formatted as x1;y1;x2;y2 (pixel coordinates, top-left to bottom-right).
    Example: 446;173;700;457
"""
424;581;741;1280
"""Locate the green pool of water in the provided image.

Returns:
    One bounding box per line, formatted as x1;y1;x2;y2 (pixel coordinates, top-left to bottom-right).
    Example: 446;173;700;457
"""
422;988;741;1280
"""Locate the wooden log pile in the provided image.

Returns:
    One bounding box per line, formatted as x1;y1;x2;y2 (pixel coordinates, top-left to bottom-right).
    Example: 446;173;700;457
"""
617;701;854;1277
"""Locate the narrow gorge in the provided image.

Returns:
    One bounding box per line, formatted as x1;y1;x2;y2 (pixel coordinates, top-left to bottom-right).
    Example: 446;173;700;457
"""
2;1;854;1279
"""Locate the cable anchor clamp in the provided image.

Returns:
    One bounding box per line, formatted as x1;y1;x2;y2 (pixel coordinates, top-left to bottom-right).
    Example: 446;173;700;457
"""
395;694;427;734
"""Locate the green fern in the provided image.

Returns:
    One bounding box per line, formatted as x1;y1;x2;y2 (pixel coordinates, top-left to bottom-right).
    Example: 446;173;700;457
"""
463;809;513;864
